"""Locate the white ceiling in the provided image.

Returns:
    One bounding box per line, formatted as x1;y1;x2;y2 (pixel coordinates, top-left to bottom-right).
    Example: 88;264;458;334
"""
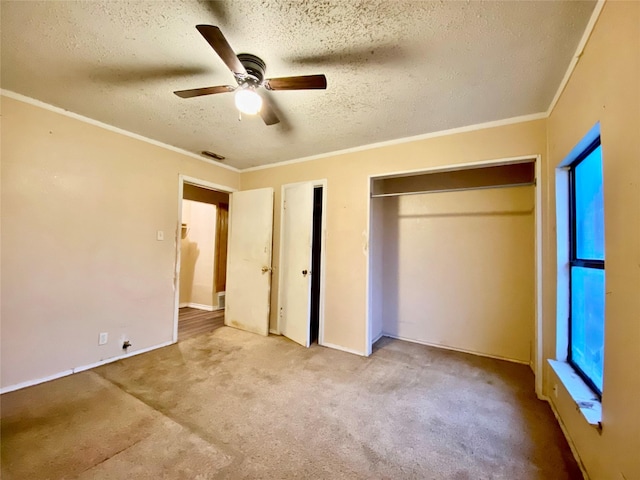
1;1;595;170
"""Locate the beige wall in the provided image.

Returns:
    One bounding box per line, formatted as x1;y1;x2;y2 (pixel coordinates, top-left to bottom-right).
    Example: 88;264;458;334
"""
376;186;534;363
543;2;640;479
0;95;239;389
180;200;218;309
3;4;635;472
241;119;546;353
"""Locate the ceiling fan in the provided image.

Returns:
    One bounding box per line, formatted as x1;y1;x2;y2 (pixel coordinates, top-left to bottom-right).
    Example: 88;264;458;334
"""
174;25;327;126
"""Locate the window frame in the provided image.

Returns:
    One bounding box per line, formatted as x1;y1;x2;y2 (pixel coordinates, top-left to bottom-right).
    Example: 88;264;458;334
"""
567;136;604;398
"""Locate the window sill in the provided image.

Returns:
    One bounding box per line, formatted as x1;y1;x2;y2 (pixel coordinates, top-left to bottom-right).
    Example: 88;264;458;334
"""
548;359;602;430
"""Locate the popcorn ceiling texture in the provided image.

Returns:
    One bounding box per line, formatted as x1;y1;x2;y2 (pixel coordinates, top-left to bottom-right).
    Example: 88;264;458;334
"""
0;0;595;169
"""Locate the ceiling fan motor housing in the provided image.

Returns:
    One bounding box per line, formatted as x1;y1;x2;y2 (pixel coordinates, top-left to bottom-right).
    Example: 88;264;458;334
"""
173;26;327;126
237;53;267;86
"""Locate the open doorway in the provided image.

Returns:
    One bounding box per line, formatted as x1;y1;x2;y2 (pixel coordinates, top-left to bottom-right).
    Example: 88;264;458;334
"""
174;177;233;342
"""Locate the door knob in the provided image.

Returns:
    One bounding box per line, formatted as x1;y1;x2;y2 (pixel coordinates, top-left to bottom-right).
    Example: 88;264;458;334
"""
302;269;309;277
261;266;273;274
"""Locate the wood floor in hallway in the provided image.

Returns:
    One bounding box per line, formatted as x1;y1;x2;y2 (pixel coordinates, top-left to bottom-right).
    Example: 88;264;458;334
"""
178;307;224;341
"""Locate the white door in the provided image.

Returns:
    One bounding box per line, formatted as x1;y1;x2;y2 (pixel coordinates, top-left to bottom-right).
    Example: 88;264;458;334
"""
278;182;314;346
225;188;274;336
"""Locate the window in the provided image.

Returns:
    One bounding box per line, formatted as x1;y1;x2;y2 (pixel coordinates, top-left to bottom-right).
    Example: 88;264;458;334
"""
568;138;605;397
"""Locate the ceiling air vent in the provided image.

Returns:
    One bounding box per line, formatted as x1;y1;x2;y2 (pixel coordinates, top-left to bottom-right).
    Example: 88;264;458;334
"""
201;151;225;161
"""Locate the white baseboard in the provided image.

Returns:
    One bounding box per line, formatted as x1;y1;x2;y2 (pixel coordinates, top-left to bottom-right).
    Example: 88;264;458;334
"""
320;342;367;357
382;334;530;365
180;303;223;312
269;328;280;335
0;340;174;394
371;331;384;345
1;369;75;394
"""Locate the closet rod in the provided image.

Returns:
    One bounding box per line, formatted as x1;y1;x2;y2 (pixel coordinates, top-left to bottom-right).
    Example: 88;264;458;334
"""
370;181;535;198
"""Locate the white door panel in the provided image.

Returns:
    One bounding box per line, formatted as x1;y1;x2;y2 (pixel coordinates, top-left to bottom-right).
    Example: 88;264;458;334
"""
278;182;314;346
225;188;274;336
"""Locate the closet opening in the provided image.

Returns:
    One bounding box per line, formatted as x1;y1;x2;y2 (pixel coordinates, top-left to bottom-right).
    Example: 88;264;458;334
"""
367;157;544;395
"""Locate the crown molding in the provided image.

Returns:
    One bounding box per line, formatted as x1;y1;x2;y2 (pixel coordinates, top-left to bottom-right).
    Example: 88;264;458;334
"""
546;0;606;116
242;112;547;173
3;0;604;181
0;89;240;173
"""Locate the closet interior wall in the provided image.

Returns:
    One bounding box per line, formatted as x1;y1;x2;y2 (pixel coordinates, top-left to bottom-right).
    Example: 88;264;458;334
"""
370;163;535;363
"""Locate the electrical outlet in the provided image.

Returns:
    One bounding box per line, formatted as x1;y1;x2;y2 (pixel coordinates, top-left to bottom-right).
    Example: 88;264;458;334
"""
553;384;559;398
98;332;108;345
156;230;164;241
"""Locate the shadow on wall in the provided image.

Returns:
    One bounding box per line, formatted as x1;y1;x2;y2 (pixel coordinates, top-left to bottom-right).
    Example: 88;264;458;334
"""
378;186;535;363
382;195;399;341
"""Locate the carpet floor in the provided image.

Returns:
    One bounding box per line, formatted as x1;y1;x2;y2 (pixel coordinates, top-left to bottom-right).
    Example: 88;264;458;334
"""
0;328;582;479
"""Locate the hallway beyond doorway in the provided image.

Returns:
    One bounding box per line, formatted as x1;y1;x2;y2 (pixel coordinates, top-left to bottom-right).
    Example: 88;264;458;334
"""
178;307;224;341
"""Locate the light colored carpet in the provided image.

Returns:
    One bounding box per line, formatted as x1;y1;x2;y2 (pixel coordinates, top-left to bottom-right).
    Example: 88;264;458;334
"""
1;327;581;479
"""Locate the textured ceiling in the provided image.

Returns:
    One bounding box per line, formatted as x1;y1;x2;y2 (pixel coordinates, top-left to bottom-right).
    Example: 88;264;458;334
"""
1;1;595;169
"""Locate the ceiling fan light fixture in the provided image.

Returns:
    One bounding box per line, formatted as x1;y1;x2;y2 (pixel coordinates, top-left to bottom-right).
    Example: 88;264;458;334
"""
175;26;327;125
234;88;262;115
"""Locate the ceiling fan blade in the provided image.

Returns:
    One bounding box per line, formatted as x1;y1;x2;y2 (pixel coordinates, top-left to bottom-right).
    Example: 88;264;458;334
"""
196;25;247;76
265;74;327;91
260;96;280;126
174;85;235;98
